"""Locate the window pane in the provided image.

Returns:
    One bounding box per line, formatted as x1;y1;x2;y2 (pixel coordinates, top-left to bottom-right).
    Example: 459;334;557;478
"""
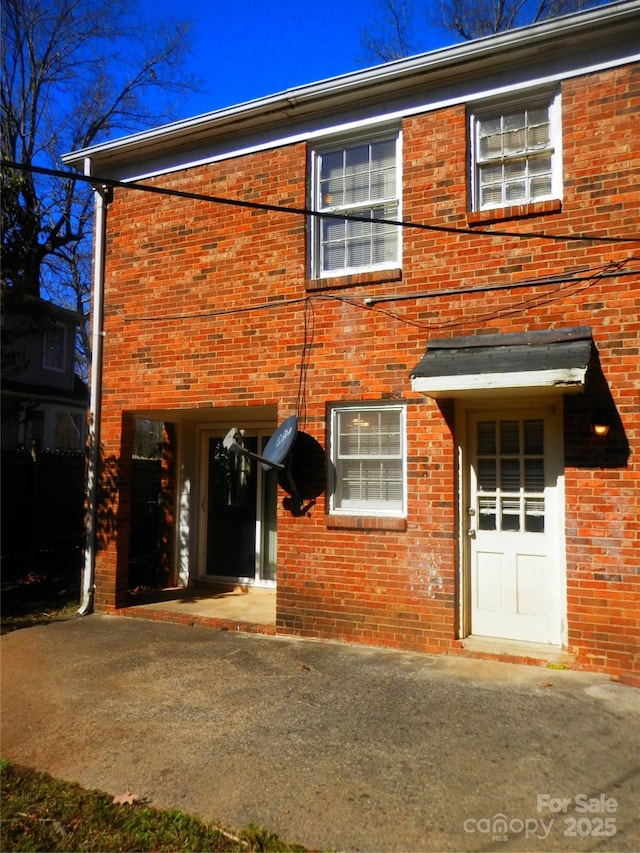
505;111;526;131
530;175;552;197
505;181;526;202
480;183;503;207
505;161;526;180
504;127;526;155
43;325;65;370
345;170;369;205
529;155;551;176
55;412;82;451
348;237;371;268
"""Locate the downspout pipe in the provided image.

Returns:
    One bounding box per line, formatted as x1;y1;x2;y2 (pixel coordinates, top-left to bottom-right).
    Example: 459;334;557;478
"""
79;159;109;615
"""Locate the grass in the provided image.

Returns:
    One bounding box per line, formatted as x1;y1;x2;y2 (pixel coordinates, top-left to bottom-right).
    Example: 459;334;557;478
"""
1;761;305;852
1;562;81;635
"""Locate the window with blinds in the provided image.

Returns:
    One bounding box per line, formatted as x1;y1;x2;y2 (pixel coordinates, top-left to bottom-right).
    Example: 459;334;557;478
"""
471;92;560;211
330;405;406;515
313;133;400;277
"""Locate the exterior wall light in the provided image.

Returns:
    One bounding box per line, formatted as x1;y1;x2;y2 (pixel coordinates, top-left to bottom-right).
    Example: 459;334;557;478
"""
591;421;610;437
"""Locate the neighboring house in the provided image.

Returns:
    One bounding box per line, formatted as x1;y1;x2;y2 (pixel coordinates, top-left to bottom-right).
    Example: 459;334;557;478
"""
63;3;640;683
1;297;88;567
1;298;88;452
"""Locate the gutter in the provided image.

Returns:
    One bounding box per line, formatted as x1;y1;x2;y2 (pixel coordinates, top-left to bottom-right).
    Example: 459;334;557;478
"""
79;164;109;615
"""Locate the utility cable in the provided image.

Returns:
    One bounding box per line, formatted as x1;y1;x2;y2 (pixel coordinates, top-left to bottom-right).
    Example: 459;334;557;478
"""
4;159;639;245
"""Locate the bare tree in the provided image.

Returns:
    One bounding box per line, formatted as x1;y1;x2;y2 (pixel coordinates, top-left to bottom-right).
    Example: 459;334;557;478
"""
360;0;418;63
1;0;199;378
361;0;609;62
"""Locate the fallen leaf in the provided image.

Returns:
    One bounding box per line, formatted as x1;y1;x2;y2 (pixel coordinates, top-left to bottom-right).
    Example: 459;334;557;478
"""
113;788;140;805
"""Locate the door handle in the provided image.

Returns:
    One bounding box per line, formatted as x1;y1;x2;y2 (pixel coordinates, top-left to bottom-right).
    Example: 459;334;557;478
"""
467;528;476;538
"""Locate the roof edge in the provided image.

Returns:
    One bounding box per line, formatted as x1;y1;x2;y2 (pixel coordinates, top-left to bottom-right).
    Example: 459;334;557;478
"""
62;2;640;170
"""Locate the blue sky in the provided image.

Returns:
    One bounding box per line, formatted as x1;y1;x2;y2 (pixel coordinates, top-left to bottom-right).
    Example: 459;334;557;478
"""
145;0;453;120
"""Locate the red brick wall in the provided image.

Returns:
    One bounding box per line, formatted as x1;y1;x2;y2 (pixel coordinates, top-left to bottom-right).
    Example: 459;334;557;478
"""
96;63;639;681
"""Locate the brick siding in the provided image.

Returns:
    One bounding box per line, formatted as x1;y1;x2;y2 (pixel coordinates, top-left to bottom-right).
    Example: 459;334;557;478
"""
95;64;639;682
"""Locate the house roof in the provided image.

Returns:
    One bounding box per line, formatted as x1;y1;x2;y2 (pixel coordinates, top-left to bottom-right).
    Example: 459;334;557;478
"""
62;2;640;178
410;327;593;398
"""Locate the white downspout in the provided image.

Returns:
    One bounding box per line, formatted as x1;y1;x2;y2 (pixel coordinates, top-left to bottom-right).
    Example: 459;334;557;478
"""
79;159;108;615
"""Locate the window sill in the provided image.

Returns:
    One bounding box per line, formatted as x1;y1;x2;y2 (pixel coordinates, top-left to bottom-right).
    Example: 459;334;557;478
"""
326;514;407;531
467;199;562;226
307;268;402;291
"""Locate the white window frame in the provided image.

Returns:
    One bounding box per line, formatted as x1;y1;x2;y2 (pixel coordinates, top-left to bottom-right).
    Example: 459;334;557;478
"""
43;322;67;372
310;129;402;278
328;403;407;517
470;89;562;212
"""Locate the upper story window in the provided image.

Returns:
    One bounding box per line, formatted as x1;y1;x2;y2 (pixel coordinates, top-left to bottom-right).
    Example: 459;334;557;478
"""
311;131;401;278
328;403;406;517
43;323;66;372
470;91;561;211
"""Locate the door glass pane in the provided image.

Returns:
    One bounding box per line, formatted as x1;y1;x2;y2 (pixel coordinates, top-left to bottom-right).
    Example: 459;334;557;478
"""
524;419;544;454
478;459;496;491
261;436;277;582
525;497;545;533
478;496;497;530
525;458;545;492
206;437;257;579
501;497;521;531
477;422;496;454
500;458;521;491
500;420;519;454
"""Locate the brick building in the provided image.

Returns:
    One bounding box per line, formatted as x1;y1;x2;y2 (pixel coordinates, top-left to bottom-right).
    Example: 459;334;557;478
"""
63;3;640;683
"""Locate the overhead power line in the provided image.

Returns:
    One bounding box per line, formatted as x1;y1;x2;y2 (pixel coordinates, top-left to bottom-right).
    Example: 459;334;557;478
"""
3;159;639;245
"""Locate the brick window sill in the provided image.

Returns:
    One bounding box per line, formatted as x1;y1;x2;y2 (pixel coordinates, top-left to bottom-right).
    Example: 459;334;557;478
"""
467;199;562;226
326;514;407;531
307;268;402;292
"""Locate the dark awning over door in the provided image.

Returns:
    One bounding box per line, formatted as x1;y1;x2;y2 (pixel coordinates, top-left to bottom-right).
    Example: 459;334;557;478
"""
410;327;593;399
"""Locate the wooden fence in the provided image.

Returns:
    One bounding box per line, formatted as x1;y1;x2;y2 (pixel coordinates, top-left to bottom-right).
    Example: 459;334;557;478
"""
1;449;86;575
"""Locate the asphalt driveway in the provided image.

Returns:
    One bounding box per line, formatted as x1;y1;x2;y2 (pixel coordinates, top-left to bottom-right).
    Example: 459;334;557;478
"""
2;615;639;852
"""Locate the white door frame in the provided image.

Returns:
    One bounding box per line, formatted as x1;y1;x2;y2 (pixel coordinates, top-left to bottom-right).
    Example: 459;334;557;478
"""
456;396;567;647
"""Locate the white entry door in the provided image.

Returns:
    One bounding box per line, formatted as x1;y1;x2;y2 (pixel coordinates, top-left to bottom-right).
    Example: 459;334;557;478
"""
467;406;563;645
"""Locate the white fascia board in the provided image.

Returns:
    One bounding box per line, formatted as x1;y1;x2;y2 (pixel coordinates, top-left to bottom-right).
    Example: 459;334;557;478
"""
411;367;588;399
78;48;637;185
